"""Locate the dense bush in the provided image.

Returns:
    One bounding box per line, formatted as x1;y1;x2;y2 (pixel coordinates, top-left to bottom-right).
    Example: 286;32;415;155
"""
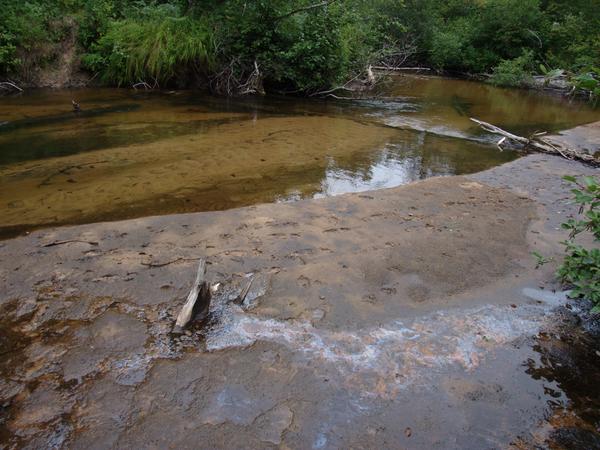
0;1;63;78
209;1;352;93
0;0;599;92
490;51;535;87
82;10;215;86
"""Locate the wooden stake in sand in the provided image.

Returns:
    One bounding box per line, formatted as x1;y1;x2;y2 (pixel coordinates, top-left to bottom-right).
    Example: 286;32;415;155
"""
173;260;211;332
234;275;255;306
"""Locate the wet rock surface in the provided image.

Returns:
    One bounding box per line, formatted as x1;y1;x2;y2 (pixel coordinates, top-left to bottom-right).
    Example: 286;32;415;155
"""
0;154;599;449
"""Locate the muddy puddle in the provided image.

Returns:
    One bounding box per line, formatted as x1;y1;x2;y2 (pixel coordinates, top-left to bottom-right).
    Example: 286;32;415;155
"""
1;75;598;238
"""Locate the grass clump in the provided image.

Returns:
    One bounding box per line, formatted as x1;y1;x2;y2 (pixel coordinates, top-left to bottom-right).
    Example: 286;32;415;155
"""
83;13;215;86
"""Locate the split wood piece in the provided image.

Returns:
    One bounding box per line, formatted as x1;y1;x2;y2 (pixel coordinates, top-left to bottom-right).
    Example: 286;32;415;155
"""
470;118;599;166
234;276;255;306
173;259;211;333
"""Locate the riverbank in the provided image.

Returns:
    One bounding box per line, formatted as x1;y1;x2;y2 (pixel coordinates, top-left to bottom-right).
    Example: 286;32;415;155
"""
1;153;599;448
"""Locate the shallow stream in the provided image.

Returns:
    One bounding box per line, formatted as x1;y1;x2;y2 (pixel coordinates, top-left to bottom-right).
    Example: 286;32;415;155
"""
0;75;597;238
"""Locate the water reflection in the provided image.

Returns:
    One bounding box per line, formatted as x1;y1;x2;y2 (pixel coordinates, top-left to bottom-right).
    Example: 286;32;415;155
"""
314;129;515;199
0;76;598;237
525;308;600;449
317;151;420;198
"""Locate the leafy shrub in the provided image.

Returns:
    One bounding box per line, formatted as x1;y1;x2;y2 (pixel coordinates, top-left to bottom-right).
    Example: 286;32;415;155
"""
571;68;600;104
1;0;600;92
544;11;600;72
0;1;61;76
0;30;18;74
417;0;546;74
558;175;600;310
490;51;535;87
209;0;353;94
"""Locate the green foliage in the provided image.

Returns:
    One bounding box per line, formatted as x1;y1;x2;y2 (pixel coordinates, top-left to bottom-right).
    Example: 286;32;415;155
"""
490;51;535;87
571;69;600;104
544;5;600;71
83;12;215;86
206;0;356;93
0;1;63;76
532;251;553;269
0;0;599;92
409;0;547;74
558;176;600;310
0;30;18;73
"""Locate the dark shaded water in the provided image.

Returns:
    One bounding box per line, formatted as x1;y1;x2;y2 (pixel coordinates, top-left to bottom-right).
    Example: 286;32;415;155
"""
527;306;600;449
0;75;598;237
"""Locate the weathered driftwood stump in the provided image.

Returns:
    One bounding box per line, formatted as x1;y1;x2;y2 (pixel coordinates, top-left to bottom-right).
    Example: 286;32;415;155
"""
173;260;211;333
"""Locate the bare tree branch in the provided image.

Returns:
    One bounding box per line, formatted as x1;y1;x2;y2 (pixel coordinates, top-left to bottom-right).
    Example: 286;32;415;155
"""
276;0;336;21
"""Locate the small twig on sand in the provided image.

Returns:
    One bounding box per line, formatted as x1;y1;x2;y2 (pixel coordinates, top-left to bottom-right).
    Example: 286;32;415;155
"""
42;239;99;248
141;257;203;268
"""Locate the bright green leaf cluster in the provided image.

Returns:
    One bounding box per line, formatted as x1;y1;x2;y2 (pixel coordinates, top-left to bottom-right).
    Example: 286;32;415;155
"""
558;175;600;311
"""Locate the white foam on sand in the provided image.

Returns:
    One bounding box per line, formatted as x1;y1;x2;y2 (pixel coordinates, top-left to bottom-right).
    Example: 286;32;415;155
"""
204;288;564;396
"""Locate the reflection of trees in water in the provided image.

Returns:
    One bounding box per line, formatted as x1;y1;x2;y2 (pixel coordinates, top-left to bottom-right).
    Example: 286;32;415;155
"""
317;130;515;197
388;76;597;137
0;116;251;165
524;312;600;449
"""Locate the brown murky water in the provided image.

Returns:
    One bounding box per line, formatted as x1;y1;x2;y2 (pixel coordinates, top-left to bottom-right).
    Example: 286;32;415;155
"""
1;75;598;238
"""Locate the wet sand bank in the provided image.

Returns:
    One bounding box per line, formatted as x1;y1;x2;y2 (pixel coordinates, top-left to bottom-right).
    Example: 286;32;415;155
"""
0;153;599;449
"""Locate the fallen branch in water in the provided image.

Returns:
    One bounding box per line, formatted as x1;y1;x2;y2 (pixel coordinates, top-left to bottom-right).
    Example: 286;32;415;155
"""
132;81;152;90
470;118;599;166
371;66;431;72
311;66;381;99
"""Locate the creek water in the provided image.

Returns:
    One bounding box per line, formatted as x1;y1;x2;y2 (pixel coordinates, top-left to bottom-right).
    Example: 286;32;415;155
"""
1;76;600;449
0;75;598;238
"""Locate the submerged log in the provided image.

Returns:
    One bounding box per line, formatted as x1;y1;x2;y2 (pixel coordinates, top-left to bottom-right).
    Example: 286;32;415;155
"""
470;118;599;166
173;260;211;332
371;66;431;72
